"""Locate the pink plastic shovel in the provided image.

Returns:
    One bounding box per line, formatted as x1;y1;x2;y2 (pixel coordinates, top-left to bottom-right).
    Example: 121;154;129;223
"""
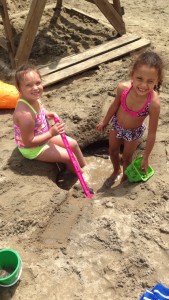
54;117;93;198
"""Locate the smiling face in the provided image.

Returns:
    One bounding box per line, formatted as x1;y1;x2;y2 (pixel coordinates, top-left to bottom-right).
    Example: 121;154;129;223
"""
131;64;159;96
18;70;43;103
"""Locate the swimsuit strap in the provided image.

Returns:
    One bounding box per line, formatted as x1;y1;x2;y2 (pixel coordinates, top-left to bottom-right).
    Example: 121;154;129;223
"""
18;99;37;115
121;87;131;103
146;90;153;106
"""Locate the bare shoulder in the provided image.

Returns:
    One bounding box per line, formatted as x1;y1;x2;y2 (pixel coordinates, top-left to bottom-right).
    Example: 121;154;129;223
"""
117;81;131;94
149;91;160;117
151;91;160;109
13;102;34;125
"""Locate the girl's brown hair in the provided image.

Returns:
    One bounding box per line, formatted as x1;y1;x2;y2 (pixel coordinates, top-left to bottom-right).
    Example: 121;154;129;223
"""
131;51;163;93
15;64;41;89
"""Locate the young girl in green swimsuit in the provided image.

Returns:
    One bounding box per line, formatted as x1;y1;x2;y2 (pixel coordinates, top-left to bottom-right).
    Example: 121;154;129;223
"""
13;64;86;173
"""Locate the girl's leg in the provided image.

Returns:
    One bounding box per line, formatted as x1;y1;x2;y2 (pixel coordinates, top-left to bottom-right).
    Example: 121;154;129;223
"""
109;130;122;179
36;143;76;173
66;136;86;168
49;135;86;168
121;139;139;181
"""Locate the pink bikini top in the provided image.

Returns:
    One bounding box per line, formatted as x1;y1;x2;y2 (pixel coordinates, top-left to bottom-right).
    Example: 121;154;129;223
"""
121;87;153;118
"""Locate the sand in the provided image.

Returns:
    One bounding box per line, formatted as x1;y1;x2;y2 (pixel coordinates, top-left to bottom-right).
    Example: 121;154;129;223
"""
0;0;169;299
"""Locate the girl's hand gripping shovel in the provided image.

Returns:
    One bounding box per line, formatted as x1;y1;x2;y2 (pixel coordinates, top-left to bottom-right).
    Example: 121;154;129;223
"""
54;117;93;198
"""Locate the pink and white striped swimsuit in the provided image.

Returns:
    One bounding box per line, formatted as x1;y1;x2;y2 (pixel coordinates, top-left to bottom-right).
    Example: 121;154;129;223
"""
14;99;50;148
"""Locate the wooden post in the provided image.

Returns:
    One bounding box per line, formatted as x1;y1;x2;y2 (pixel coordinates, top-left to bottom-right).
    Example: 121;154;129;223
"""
84;0;95;3
56;0;63;8
85;0;124;17
14;0;47;67
113;0;123;16
0;0;15;68
93;0;126;35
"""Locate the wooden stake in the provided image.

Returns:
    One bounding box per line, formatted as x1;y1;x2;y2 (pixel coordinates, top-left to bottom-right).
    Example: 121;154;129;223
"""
56;0;62;8
113;0;123;16
93;0;126;35
0;0;15;67
14;0;47;67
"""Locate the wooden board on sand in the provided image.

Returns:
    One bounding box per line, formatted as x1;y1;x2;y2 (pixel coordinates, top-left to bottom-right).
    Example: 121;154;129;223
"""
39;34;140;76
42;36;150;87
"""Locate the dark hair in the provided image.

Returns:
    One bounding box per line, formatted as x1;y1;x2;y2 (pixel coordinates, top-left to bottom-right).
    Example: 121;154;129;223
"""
131;51;163;92
15;64;41;89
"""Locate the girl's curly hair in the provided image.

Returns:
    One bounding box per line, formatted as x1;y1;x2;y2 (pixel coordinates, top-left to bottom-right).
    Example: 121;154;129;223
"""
131;51;164;93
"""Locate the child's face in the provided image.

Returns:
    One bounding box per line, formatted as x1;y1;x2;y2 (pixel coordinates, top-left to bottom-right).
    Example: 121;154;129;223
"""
18;70;43;102
131;64;159;96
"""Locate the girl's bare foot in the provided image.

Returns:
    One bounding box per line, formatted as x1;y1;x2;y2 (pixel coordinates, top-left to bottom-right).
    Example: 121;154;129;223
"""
111;169;122;180
104;169;122;187
120;174;128;184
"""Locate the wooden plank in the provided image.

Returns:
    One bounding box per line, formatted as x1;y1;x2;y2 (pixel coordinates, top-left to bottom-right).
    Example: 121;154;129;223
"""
0;0;15;67
14;0;48;67
93;0;126;35
39;34;140;76
43;38;150;87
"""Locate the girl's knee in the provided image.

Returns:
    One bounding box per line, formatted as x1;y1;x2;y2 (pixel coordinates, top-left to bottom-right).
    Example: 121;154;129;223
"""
69;138;79;151
109;147;119;157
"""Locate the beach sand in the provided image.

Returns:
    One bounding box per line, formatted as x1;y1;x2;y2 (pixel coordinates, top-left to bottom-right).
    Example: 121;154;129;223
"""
0;0;169;299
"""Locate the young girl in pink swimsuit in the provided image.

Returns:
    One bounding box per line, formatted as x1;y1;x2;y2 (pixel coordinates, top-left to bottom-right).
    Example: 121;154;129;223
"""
96;51;163;183
13;64;86;173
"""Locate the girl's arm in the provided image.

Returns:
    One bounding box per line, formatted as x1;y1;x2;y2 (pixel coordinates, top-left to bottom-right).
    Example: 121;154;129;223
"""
45;111;58;120
96;83;124;132
141;94;160;173
17;111;64;147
